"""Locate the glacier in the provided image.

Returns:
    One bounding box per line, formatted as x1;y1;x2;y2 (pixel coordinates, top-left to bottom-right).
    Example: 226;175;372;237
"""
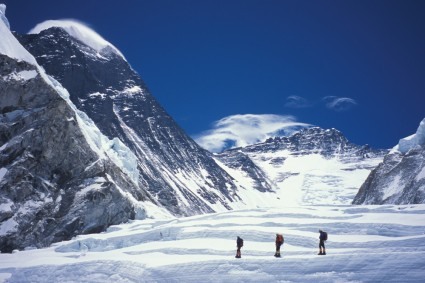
1;205;425;282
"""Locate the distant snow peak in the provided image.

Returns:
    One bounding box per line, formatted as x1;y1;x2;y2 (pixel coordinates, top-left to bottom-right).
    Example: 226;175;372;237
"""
28;19;126;60
396;118;425;154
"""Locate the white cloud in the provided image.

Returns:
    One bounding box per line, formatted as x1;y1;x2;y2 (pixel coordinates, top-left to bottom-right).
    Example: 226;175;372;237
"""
323;96;357;112
194;114;310;152
284;95;312;108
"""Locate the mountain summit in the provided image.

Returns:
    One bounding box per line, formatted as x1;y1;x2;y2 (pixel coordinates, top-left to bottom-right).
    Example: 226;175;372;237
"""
17;20;243;217
28;19;125;59
216;127;387;206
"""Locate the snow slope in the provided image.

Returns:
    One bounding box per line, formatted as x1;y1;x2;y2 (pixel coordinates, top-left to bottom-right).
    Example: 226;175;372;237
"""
1;204;424;282
230;152;382;206
216;128;386;207
0;5;36;65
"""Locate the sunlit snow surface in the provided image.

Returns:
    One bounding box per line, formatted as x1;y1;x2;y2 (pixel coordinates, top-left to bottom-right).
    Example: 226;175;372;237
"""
216;151;384;208
1;205;424;282
0;6;37;65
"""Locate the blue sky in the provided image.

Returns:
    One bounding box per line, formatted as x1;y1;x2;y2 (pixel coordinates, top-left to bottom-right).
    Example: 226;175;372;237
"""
3;0;424;152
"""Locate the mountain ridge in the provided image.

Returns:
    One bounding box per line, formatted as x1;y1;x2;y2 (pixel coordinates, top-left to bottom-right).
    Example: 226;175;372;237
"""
17;25;243;216
215;127;387;206
353;118;425;205
0;53;151;252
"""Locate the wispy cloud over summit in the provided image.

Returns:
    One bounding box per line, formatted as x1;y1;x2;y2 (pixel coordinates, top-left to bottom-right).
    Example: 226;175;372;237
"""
284;95;313;108
323;96;358;112
194;114;310;152
284;95;358;112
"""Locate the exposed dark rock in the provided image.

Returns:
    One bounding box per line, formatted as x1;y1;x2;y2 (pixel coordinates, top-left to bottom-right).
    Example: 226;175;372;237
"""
0;55;150;252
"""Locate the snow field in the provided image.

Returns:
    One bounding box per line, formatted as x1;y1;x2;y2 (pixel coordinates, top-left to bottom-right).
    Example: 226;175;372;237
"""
1;205;425;282
226;151;384;208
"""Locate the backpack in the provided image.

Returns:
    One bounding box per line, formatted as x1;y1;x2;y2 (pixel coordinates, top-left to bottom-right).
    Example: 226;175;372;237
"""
237;237;243;247
277;234;284;244
322;232;328;241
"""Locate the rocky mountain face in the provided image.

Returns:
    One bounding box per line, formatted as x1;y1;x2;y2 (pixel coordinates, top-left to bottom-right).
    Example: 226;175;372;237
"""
17;26;241;216
353;119;425;205
216;127;387;206
0;52;156;252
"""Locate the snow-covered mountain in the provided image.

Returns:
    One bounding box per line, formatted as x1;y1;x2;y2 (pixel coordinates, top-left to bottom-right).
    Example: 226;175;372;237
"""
353;118;425;205
0;5;389;253
0;7;163;253
16;21;242;217
2;5;424;281
216;127;387;206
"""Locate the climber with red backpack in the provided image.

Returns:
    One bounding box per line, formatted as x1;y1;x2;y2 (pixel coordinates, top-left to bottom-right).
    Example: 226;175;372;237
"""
274;233;284;257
